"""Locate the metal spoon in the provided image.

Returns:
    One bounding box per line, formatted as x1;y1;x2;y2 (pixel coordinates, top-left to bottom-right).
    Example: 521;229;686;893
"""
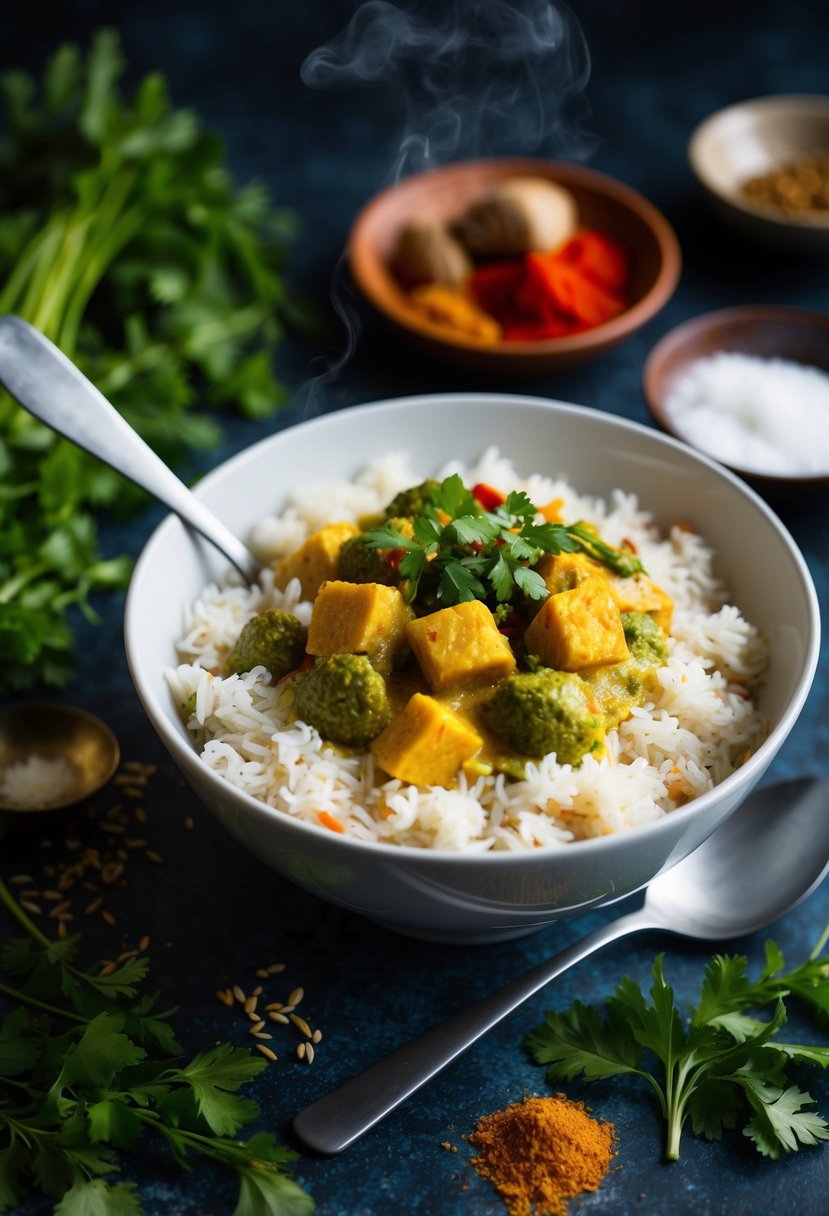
0;315;259;582
0;703;120;816
293;776;829;1155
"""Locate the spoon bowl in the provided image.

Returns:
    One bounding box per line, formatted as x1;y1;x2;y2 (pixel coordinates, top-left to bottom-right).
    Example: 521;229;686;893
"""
294;776;829;1154
0;703;120;816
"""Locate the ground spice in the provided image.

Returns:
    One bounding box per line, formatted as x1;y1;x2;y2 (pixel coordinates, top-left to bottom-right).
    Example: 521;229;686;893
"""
740;152;829;217
467;1094;615;1216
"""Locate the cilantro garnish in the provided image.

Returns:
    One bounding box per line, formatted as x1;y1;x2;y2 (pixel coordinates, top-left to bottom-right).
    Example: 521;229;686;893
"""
0;876;313;1214
365;474;643;610
0;31;309;694
527;927;829;1162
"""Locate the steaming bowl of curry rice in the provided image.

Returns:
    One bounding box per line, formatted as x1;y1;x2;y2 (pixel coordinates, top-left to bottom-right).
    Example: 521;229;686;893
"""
126;394;819;942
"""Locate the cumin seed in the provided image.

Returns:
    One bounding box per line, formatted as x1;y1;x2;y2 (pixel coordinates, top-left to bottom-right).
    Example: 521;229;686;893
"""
256;1045;277;1062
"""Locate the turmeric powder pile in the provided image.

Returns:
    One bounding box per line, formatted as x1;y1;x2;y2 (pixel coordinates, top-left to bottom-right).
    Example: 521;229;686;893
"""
467;1093;616;1216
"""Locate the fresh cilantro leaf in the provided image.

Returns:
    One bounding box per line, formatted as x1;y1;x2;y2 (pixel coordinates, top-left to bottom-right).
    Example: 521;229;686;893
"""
55;1012;146;1090
740;1084;829;1158
87;1100;142;1151
53;1178;142;1216
170;1043;266;1136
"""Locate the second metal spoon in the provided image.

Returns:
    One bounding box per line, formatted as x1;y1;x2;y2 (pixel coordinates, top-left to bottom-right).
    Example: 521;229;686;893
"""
293;776;829;1155
0;315;259;582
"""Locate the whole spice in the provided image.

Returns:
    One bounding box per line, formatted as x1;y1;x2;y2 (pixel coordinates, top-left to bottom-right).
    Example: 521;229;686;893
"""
467;1094;615;1216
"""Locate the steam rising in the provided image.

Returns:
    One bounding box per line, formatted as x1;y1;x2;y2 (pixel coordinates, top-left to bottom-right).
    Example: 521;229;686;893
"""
302;0;595;179
295;1;595;415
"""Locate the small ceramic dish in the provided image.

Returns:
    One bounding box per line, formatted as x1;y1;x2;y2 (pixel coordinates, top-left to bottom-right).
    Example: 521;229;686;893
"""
689;95;829;251
642;305;829;491
348;158;681;373
0;703;120;817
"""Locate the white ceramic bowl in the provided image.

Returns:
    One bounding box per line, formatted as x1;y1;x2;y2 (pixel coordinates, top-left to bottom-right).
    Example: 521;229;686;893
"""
125;395;820;944
689;95;829;251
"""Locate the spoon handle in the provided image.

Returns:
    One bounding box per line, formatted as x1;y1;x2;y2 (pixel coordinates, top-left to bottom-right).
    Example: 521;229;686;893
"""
293;906;656;1155
0;315;259;582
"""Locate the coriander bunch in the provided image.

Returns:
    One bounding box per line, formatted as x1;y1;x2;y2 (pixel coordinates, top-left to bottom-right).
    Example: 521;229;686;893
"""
0;876;313;1215
0;30;308;694
527;927;829;1161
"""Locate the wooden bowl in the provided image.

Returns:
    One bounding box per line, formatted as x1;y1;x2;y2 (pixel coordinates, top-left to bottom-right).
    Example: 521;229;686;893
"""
348;158;681;374
689;95;829;251
642;305;829;491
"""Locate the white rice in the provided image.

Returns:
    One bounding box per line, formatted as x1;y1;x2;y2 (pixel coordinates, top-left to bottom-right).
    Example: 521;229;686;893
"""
166;450;767;851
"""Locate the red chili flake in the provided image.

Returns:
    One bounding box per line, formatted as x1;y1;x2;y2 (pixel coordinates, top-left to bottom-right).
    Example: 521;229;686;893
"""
498;612;524;638
472;483;505;511
621;537;638;554
388;547;405;573
427;630;438;642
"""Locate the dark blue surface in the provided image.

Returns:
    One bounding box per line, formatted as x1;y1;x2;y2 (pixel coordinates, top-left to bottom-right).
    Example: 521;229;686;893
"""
3;3;829;1213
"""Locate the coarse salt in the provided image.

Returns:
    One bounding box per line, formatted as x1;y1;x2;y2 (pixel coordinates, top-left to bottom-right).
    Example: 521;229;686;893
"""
0;754;77;809
664;352;829;476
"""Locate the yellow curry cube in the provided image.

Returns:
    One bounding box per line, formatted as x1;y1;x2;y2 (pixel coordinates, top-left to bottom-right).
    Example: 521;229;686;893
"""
524;578;629;671
406;600;516;692
535;551;601;595
307;580;410;655
275;522;359;599
370;693;482;787
605;572;674;634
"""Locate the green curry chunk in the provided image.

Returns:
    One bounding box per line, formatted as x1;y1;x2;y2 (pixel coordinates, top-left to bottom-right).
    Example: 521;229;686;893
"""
224;609;306;680
292;653;391;746
622;610;669;664
482;667;604;765
383;478;441;520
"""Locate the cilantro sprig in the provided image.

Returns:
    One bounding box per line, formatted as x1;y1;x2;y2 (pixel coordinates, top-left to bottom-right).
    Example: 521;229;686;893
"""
366;474;643;610
0;877;313;1215
0;30;309;694
527;926;829;1162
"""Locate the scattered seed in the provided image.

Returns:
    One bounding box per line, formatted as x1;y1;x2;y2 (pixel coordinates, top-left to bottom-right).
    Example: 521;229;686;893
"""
256;1044;278;1062
20;890;39;899
85;897;103;915
135;807;148;823
248;1020;266;1034
138;935;150;951
255;969;270;979
290;1014;313;1039
267;962;286;974
265;1002;283;1012
81;881;98;892
10;874;33;885
57;920;68;939
252;1030;273;1040
49;900;72;917
296;1042;306;1061
117;949;139;962
311;1029;322;1045
184;817;194;830
101;910;116;926
305;1043;315;1064
233;985;247;1004
102;821;126;834
99;962;117;977
268;1012;290;1025
280;1004;295;1015
122;787;144;798
252;985;263;997
287;987;304;1007
43;890;63;901
56;912;74;922
244;995;258;1016
145;850;163;864
20;900;42;915
217;990;234;1006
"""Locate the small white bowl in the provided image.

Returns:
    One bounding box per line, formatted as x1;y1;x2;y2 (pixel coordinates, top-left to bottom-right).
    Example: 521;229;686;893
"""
689;95;829;250
125;395;819;943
